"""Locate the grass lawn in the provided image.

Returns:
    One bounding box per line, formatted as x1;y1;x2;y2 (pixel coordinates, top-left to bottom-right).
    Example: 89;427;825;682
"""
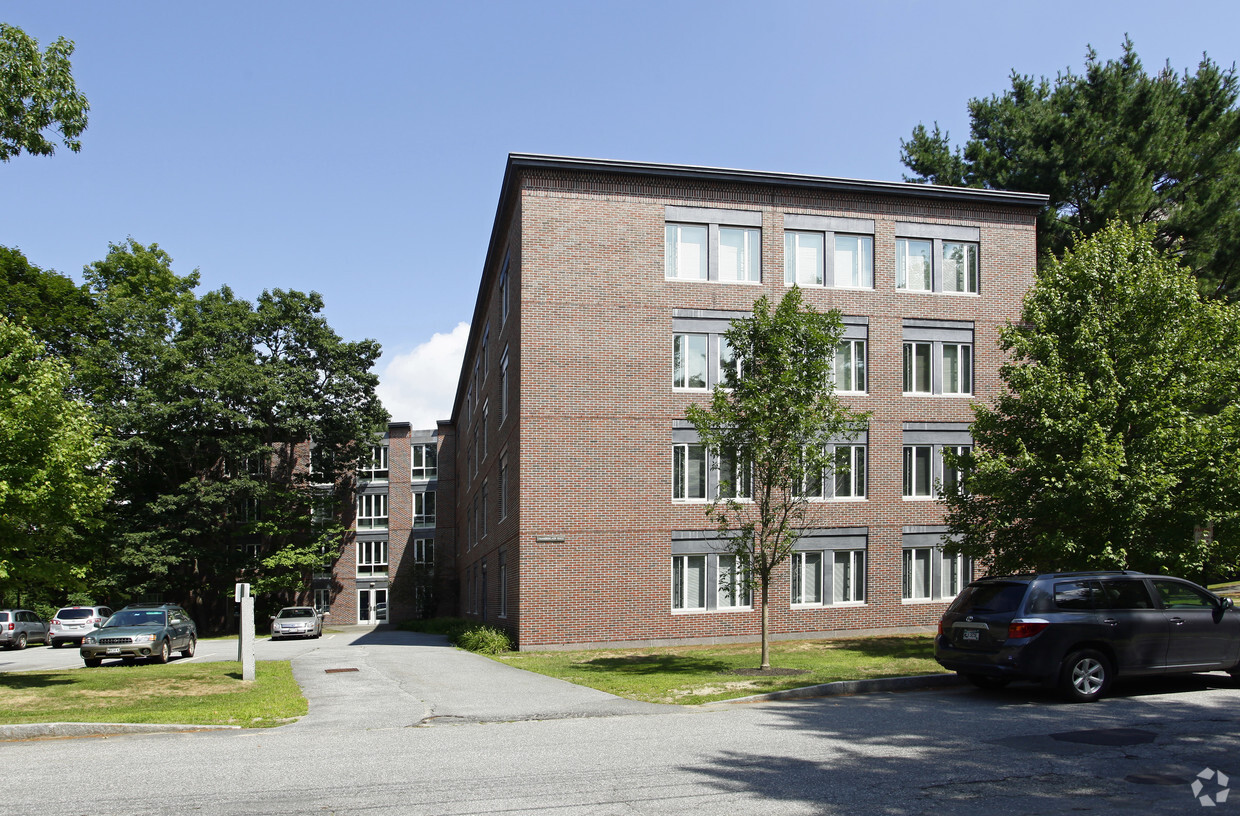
0;660;307;728
494;635;942;705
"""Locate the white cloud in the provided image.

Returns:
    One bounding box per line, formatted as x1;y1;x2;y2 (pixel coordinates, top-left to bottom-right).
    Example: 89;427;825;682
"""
376;322;470;428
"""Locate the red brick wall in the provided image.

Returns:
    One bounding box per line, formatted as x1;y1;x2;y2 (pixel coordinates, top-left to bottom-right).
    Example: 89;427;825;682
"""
450;166;1038;649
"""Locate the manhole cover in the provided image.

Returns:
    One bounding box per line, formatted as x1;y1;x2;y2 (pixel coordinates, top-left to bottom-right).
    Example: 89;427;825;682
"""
1050;728;1157;747
325;667;359;674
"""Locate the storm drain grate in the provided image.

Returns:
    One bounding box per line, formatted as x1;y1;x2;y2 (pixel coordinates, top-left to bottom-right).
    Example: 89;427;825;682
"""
324;667;359;674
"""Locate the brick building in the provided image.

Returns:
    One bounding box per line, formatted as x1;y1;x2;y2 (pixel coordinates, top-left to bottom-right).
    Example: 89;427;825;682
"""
426;155;1043;648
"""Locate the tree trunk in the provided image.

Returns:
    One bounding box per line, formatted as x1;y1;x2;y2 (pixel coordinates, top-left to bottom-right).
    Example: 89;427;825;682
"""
760;579;770;670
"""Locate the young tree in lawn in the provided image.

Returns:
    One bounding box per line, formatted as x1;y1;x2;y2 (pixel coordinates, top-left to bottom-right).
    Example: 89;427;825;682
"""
687;288;869;670
943;221;1240;580
0;23;89;161
900;38;1240;299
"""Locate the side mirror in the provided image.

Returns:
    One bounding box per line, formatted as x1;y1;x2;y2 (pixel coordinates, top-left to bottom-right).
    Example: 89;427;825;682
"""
1221;597;1234;611
269;615;276;620
322;612;329;618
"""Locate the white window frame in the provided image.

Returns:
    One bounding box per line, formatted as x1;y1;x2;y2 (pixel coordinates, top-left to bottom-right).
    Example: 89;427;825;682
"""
313;588;330;613
665;207;763;285
718;226;762;283
673;333;709;390
903;446;933;499
498;252;510;326
942;241;980;294
895;224;982;294
413;490;436;526
896;238;934;292
903;342;933;394
834;339;867;394
671;554;707;611
832;444;866;500
413;538;434;565
411;444;437;480
357;539;388;576
784;230;824;286
833;549;866;604
360;444;389;481
942;343;973;396
833;233;874;289
500;347;509;421
903;547;933;600
672;443;708;502
356;493;388;529
716;554;752;609
665;223;708;280
791;551;823;605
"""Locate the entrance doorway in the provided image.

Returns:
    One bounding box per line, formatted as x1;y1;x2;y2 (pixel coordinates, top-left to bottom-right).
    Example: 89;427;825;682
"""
358;587;388;624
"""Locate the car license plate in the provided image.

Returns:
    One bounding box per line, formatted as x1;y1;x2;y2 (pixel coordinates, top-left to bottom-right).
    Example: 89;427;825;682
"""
106;647;121;654
962;629;980;642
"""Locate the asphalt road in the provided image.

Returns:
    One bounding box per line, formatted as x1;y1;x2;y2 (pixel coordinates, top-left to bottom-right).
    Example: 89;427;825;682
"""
2;628;1237;815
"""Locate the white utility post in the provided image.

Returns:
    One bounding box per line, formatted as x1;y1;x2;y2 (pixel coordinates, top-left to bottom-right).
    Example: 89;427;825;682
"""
236;582;255;682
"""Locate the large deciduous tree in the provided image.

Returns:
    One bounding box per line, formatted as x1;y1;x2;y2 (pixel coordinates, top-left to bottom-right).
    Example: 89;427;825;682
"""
81;240;388;628
687;288;869;669
943;222;1240;580
900;38;1240;299
0;317;109;599
0;246;95;362
0;23;89;161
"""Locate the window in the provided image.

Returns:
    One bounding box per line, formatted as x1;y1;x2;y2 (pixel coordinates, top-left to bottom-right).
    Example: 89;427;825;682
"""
941;445;971;495
902;533;971;601
357;539;388;576
942;242;979;293
480;325;489;379
673;443;707;501
834;339;866;393
791;552;823;605
665;207;763;283
834;444;866;499
411;444;437;480
834;550;865;603
481;402;489;460
903;446;933;498
903;320;974;396
718;227;761;282
903;342;932;393
498;454;508;519
313;588;330;613
361;445;389;480
413;490;436;525
673;333;709;390
665;223;708;280
903;547;933;600
717;555;751;608
479;480;488;538
500;347;509;420
413;538;434;565
671;555;707;610
356;493;388;529
942;344;972;395
498;551;507;618
833;234;874;288
798;447;826;499
896;239;933;291
498;252;510;326
718;337;739;386
895;224;982;293
784;231;824;286
717;448;752;500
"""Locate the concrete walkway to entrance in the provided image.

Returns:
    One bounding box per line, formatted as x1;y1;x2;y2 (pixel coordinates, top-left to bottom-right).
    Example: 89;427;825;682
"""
284;626;670;732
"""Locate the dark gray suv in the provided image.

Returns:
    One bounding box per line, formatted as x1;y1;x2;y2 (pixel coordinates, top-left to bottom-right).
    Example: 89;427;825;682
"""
935;571;1240;701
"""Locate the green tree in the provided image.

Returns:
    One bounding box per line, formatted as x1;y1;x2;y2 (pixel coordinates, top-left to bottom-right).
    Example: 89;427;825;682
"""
79;240;388;628
0;317;110;598
900;38;1240;298
0;23;89;161
687;288;869;669
943;222;1240;580
0;246;95;362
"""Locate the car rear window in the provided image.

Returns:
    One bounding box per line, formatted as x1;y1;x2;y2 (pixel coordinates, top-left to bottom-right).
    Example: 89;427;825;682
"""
0;612;8;622
948;582;1028;614
57;608;95;620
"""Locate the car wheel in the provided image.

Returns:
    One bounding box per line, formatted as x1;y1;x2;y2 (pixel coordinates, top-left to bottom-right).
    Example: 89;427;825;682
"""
965;673;1010;690
1059;649;1111;702
49;639;59;648
152;639;171;664
181;637;196;658
14;633;26;650
83;657;102;668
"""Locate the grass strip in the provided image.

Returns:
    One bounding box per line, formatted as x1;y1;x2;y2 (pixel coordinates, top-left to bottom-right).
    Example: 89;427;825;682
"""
494;635;942;705
0;660;307;728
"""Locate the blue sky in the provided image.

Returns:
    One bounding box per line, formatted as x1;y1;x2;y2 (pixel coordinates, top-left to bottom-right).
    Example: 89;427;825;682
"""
3;1;1239;424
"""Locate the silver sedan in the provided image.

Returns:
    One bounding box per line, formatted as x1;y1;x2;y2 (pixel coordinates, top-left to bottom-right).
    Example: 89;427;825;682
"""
269;607;324;640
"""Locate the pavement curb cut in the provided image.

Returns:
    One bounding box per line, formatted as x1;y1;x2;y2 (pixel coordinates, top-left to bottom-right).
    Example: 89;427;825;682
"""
0;722;242;741
722;672;967;704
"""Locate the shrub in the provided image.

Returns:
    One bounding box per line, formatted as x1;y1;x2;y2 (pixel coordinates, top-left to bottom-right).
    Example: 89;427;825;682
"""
454;625;513;655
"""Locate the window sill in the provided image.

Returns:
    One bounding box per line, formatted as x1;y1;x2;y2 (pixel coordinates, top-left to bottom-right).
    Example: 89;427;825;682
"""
672;499;709;505
666;276;761;285
901;597;945;605
901;496;936;502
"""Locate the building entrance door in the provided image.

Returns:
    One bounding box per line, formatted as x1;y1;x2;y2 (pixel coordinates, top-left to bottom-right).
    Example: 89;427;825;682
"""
358;588;388;624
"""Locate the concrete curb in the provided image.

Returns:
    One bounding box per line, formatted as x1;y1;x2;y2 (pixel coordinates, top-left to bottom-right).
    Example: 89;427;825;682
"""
722;672;967;704
0;722;242;741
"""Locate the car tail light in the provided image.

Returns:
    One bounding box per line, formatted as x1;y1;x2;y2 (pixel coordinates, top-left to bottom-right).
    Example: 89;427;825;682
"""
1007;619;1050;639
51;619;60;626
937;620;944;636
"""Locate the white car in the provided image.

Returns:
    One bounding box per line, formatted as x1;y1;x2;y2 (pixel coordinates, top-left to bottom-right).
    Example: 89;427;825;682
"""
270;607;324;639
49;605;114;647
